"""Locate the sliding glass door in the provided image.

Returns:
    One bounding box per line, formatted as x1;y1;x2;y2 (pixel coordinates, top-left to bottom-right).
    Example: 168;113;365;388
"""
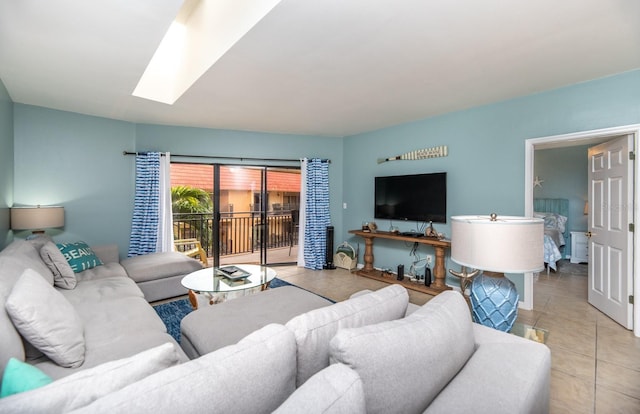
171;162;300;267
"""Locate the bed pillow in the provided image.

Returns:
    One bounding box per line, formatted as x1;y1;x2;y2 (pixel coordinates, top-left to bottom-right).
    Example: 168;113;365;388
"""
535;212;568;233
543;214;567;233
40;241;77;289
554;214;568;233
5;269;85;368
57;241;103;273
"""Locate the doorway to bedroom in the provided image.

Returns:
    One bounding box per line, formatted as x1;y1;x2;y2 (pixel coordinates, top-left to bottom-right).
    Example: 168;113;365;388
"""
525;124;640;336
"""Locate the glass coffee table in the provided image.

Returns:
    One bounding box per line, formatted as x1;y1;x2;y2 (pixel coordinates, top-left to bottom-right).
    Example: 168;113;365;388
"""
181;264;277;309
510;323;549;344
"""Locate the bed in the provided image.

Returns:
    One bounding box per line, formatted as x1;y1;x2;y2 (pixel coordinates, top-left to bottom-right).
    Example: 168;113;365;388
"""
534;198;569;272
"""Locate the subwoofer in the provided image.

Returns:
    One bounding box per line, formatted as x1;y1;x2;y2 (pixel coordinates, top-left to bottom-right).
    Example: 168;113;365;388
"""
323;226;336;270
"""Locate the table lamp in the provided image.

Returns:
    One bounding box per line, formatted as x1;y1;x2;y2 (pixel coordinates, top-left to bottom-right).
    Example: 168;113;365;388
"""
11;205;65;235
451;214;544;332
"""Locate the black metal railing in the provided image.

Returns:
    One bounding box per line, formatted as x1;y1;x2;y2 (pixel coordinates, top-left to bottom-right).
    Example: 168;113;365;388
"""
173;211;298;257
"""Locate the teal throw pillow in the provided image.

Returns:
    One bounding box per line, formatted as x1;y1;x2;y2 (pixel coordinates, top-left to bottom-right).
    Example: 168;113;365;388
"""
57;242;103;273
1;358;53;398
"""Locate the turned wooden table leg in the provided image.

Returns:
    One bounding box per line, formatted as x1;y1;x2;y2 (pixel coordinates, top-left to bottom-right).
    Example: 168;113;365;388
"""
188;290;198;309
363;236;375;272
432;246;446;290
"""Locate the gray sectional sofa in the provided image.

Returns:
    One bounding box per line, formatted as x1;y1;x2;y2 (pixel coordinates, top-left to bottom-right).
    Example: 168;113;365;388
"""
71;286;550;414
0;237;551;413
0;239;191;383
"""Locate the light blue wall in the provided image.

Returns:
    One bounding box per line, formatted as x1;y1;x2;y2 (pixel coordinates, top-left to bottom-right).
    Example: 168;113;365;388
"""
535;145;590;258
9;69;640;297
11;107;343;258
342;69;640;294
0;79;13;249
13;105;136;256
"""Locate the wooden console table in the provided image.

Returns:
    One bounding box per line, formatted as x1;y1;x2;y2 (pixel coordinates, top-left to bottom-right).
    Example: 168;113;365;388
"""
349;230;452;296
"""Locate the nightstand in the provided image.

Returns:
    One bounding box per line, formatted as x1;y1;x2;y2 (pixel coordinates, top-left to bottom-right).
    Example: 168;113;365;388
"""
570;231;589;264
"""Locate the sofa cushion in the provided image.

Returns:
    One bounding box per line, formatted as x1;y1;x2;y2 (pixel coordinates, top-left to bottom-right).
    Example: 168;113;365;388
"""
72;324;297;414
40;241;76;289
180;286;333;358
0;256;29;384
120;252;203;283
1;239;54;285
0;240;55;380
0;358;52;398
273;363;366;414
285;284;408;387
32;329;187;380
6;269;85;368
77;297;167;344
59;268;143;308
89;245;119;264
329;291;474;414
0;343;182;413
57;242;103;273
424;342;551;414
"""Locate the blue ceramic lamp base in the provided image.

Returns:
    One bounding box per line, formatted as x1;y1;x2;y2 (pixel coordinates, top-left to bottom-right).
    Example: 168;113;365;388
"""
470;272;519;332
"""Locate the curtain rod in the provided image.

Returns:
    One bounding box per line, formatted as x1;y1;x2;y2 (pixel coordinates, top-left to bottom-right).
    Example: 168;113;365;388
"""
122;151;330;163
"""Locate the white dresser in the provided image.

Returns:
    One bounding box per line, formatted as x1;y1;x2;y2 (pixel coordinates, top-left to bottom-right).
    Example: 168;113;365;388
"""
570;231;589;264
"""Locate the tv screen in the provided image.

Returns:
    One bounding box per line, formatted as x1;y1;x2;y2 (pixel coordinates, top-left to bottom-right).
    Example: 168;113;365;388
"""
374;172;447;223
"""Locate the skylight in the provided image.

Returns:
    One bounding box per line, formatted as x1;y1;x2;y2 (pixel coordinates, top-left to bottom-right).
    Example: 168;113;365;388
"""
132;0;282;105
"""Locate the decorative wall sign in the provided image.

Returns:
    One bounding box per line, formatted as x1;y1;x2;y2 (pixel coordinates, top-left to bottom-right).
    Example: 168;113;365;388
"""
377;145;448;164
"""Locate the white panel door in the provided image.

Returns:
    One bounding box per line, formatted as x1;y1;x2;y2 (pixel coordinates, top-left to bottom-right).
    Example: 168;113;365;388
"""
588;135;634;329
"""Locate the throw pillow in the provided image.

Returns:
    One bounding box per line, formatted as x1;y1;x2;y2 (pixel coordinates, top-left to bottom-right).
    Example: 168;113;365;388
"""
0;343;182;412
272;364;366;414
285;284;409;387
72;324;297;414
26;234;54;251
0;358;52;398
56;241;103;273
5;269;85;368
329;291;475;414
40;241;76;289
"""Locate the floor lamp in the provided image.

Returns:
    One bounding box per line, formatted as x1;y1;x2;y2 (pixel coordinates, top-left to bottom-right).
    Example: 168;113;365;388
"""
451;214;544;332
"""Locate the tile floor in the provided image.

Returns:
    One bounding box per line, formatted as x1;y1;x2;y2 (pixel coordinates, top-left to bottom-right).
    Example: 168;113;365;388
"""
274;260;640;414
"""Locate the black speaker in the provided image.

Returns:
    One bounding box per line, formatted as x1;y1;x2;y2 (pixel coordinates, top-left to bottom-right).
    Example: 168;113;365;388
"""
424;266;432;287
397;264;404;281
323;226;336;269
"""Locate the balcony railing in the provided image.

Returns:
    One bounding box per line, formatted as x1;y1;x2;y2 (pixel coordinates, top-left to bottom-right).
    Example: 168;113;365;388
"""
173;211;298;257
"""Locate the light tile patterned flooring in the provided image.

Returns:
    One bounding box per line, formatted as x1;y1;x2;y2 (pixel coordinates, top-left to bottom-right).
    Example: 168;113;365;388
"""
274;261;640;413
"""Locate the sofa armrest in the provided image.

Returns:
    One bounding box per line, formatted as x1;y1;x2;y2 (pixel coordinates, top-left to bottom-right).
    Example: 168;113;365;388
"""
473;323;542;346
91;245;120;264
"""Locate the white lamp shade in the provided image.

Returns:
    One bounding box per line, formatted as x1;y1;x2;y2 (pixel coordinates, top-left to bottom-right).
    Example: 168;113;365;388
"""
11;206;65;230
451;215;544;273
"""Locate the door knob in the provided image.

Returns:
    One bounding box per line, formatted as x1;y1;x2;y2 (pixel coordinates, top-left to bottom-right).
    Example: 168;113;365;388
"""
585;231;592;238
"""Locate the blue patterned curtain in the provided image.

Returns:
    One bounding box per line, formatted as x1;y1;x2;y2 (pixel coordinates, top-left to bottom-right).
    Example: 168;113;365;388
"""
128;152;160;257
303;158;331;270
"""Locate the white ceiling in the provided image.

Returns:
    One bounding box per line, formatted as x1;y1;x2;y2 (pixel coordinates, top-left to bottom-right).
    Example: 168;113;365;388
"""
1;0;639;137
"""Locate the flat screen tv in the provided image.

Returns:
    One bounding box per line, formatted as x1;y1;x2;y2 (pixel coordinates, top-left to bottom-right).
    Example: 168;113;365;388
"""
374;172;447;223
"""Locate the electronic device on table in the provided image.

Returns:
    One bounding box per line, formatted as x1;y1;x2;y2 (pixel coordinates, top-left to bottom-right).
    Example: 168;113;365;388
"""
400;231;424;238
216;265;251;280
